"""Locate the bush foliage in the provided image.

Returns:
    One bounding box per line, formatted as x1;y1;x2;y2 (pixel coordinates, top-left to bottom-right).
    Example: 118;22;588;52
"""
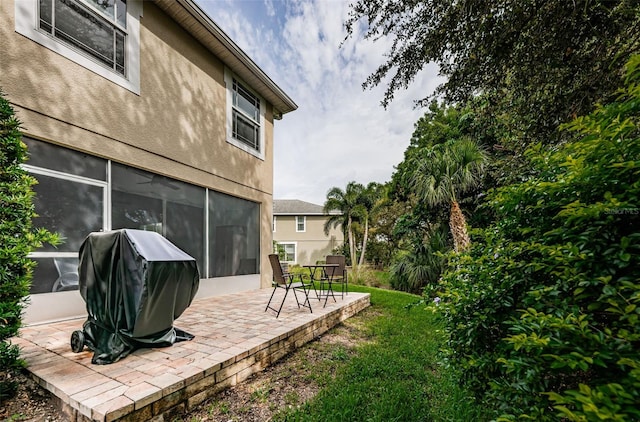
436;56;640;420
390;222;448;294
0;89;58;400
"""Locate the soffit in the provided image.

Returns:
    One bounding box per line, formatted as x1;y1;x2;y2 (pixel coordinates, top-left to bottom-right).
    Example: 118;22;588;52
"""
152;0;297;118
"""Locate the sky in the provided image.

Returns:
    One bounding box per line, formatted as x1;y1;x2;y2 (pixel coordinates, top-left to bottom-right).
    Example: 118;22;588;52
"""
195;0;442;205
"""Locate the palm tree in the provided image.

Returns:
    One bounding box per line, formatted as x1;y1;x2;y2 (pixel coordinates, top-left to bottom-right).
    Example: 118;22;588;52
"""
323;181;365;272
357;182;385;266
412;138;487;252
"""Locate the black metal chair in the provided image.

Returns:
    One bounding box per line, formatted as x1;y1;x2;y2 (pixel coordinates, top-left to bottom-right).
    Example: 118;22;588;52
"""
265;254;314;318
325;255;347;299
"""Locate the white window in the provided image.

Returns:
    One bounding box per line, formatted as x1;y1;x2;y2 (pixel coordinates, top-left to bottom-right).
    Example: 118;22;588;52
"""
225;68;265;159
296;216;306;232
278;243;296;263
272;215;277;232
15;0;141;94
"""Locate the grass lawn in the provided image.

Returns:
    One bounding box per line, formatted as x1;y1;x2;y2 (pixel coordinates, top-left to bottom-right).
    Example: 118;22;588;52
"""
272;285;491;421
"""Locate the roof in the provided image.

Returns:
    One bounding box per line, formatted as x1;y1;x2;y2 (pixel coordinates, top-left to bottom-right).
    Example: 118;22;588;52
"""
274;200;341;216
153;0;297;119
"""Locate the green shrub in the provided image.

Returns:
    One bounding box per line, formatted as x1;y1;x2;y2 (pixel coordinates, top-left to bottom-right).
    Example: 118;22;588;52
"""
436;56;640;420
390;223;449;294
0;89;58;400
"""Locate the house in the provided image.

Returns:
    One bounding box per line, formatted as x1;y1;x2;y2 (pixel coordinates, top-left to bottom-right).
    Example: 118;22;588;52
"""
273;199;344;265
1;0;297;324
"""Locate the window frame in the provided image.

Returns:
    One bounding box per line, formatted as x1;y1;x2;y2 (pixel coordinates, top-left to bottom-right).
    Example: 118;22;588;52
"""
15;0;141;94
225;68;266;160
278;242;297;263
296;215;306;232
24;164;109;258
38;0;128;75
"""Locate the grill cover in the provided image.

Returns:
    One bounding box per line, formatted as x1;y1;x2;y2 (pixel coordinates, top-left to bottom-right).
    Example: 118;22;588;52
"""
77;229;199;364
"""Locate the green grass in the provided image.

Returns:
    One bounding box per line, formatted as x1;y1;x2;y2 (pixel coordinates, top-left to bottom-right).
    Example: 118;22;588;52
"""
272;285;490;422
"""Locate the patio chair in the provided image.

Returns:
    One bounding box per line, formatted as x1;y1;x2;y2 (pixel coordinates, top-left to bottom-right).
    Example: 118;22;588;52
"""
52;257;79;292
265;254;314;318
325;255;347;299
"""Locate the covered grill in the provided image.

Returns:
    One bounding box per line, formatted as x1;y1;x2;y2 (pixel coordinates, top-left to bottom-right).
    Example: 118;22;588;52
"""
71;229;199;364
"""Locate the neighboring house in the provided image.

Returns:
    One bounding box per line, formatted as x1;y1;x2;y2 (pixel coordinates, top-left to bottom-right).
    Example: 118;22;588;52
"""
1;0;297;324
273;199;344;265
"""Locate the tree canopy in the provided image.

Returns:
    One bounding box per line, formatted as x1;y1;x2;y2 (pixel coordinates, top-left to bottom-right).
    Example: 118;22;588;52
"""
346;0;640;144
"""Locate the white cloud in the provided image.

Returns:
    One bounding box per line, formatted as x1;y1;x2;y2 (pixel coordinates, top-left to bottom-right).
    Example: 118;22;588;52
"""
197;0;443;205
264;0;276;17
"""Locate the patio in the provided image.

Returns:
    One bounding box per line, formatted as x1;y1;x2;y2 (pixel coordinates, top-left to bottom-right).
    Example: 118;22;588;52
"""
13;288;370;421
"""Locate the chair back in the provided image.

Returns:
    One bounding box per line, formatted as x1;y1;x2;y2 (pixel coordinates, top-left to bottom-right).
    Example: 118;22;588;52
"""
269;254;287;285
325;255;346;277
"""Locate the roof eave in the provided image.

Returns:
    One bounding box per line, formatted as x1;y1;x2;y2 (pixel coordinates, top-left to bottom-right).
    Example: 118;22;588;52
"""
275;213;325;216
152;0;298;118
274;212;343;216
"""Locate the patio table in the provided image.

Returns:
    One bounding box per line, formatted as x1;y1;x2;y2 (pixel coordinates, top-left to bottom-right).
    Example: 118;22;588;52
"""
304;263;340;307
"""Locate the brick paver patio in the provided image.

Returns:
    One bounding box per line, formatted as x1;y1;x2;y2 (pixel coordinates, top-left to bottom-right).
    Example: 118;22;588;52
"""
13;288;370;421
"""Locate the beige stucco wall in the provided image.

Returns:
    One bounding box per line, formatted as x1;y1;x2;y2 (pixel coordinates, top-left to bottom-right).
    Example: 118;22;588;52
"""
273;216;344;265
0;1;276;295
